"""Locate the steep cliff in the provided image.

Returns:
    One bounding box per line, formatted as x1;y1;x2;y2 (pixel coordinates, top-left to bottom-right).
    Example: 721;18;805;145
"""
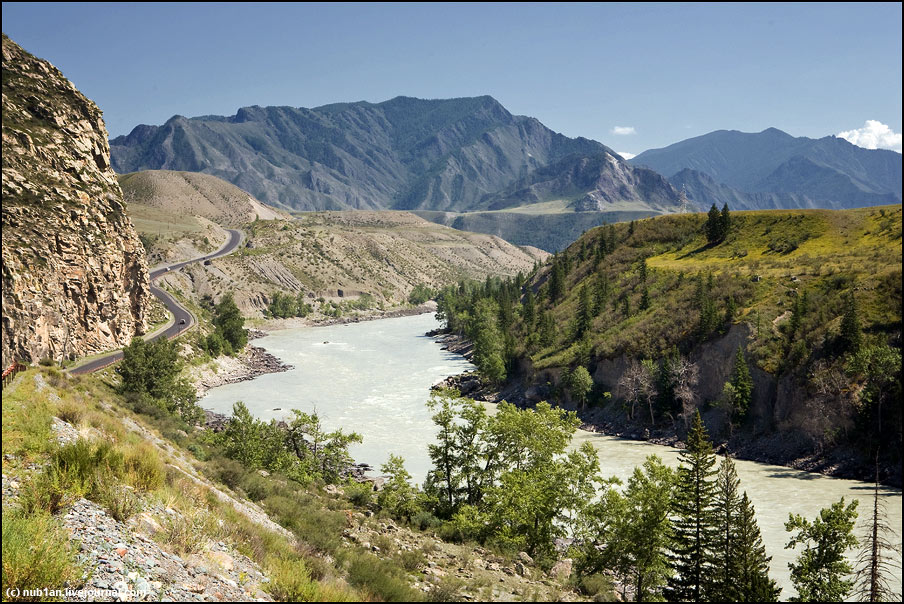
2;34;151;366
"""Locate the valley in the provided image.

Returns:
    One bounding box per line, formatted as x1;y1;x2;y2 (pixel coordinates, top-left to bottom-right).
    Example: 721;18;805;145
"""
2;13;902;603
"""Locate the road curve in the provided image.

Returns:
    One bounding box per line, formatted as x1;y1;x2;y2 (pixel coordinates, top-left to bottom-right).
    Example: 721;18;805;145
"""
69;229;243;375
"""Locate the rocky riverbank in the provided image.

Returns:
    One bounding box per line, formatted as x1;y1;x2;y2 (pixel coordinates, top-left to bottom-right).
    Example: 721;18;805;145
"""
190;339;292;397
427;330;901;487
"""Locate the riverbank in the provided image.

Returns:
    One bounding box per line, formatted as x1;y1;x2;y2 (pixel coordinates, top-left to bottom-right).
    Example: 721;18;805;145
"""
430;330;901;487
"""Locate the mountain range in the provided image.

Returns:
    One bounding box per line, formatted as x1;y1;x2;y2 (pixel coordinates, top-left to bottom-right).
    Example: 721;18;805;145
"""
110;96;681;214
630;127;902;210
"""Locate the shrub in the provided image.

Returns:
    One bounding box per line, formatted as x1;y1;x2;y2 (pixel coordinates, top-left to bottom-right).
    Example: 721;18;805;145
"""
345;553;419;602
344;481;373;507
54;402;84;426
1;511;82;601
266;556;320;601
124;444;164;492
96;482;140;522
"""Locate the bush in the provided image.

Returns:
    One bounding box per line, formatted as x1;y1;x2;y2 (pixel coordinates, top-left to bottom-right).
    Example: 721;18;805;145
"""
266;556;319;601
2;511;83;601
344;481;373;507
54;402;84;426
124;444;164;492
345;553;420;602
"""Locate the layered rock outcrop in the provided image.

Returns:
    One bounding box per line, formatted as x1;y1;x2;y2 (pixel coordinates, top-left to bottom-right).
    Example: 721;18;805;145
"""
2;34;151;366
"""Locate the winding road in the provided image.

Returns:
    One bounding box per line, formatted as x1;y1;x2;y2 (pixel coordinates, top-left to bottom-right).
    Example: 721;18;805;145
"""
69;229;243;375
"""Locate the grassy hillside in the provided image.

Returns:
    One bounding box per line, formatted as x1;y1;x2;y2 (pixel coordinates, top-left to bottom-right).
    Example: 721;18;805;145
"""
529;206;900;372
2;366;592;602
438;205;902;482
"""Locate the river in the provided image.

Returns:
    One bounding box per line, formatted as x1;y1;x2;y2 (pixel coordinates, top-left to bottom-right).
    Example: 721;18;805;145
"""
202;312;902;599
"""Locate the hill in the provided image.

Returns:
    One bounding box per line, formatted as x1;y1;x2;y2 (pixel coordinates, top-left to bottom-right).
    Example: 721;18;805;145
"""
631;128;902;210
437;205;902;484
147;210;547;317
109;96;681;215
119;170;288;227
1;34;151;366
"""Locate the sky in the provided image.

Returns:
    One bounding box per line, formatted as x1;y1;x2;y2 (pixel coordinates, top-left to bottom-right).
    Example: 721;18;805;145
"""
2;2;902;156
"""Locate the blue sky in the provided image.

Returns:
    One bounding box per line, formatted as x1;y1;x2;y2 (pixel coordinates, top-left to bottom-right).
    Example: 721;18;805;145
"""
2;2;901;155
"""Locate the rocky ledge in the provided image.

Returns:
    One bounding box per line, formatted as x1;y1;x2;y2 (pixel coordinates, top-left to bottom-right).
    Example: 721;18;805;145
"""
194;345;293;397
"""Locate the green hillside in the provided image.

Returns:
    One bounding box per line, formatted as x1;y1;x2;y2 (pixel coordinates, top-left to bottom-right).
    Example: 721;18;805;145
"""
436;205;902;483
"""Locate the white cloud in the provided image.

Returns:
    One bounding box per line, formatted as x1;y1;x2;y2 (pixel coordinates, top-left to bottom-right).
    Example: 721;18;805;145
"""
837;120;902;153
616;151;636;160
611;126;637;136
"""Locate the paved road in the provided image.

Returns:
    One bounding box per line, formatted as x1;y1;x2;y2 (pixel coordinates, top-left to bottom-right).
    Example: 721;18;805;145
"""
69;229;243;375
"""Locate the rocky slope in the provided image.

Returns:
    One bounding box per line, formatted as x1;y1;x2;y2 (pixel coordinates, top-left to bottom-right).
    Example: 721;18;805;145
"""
1;34;151;367
482;152;682;212
154;211;548;317
631;127;902;210
109;95;681;215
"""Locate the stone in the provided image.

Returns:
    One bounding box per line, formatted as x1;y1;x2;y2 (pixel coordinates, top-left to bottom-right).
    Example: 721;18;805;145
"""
549;558;573;580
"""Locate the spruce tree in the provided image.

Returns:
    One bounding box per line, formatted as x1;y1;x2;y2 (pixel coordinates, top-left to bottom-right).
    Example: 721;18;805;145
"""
593;271;609;316
711;456;742;601
521;288;536;329
840;290;862;353
573;283;593;340
667;411;718;602
706;204;722;244
730;346;754;419
735;492;781;601
720;203;731;240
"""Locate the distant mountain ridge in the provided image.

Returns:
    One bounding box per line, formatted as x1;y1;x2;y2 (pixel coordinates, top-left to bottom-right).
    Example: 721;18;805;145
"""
630;127;902;210
110;96;681;213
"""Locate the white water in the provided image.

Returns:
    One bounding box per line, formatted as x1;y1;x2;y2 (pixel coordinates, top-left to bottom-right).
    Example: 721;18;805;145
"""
202;312;902;599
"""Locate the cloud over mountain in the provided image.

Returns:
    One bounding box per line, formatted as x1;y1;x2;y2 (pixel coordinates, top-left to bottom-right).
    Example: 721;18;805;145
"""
837;120;902;153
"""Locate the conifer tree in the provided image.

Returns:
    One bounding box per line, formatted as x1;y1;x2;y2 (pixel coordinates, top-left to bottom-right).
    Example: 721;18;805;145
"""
840;290;862;353
706;203;722;244
720;203;731;240
593;271;610;316
573;283;593;340
667;411;718;602
711;456;744;601
735;492;781;602
730;346;754;419
853;467;899;603
521;288;536;329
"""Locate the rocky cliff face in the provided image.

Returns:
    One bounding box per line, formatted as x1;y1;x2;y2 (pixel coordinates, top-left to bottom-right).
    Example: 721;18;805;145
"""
2;34;151;366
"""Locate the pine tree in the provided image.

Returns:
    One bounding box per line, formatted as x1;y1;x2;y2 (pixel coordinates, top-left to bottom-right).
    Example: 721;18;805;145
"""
573;283;593;340
735;492;781;601
840;290;862;353
521;288;536;329
711;456;746;601
593;271;610;316
667;411;718;602
731;346;754;419
548;255;565;302
720;203;731;240
706;204;722;244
